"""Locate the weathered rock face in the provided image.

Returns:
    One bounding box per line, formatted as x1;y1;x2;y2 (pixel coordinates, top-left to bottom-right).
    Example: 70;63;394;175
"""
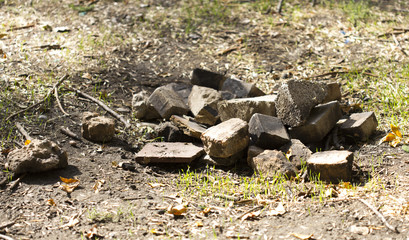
191;68;226;90
323;82;342;103
131;90;161;120
288;101;342;144
307;150;354;183
7;139;68;175
247;145;265;167
188;85;222;125
200;118;249;158
249;113;290;149
339;111;378;142
220;78;265;98
155;122;195;142
170;115;207;139
82;112;115;143
148;86;190;119
164;82;193;105
276;80;327;127
280;139;312;170
249;150;297;178
135;142;204;164
218;95;277;122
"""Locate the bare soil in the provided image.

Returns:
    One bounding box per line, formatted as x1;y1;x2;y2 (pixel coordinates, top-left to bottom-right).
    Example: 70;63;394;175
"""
1;0;409;239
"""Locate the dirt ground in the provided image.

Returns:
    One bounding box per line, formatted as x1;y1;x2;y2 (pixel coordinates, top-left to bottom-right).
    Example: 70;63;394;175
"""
1;0;409;239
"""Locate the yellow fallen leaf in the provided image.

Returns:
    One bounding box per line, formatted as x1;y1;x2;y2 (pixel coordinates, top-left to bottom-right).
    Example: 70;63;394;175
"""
60;176;79;184
390;138;401;148
339;182;352;189
167;204;187;216
47;199;56;206
148;182;165;188
290;233;314;240
391;124;402;138
24;139;31;145
380;133;396;144
195;221;203;227
60;181;80;193
201;207;211;215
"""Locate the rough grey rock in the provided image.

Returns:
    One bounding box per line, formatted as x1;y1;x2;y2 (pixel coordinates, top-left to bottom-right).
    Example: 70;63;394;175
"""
247;145;265;168
188;85;222;125
135;142;204;164
218;95;277;122
201;118;249;158
148;86;190;119
155;122;195;142
170;115;207;139
131;90;160;120
249;113;290;149
164;82;193;105
7;139;68;175
220;78;265;98
339;111;378;142
249;150;297;178
288;101;342;143
307;150;354;183
276;80;328;127
323;82;342;103
191;68;226;90
82;112;115;143
280;139;312;169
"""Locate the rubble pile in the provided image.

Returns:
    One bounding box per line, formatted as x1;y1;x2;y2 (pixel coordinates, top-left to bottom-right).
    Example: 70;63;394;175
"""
132;68;378;183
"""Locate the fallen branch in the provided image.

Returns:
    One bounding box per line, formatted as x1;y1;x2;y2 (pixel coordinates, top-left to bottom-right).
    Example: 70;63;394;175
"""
0;220;16;230
75;90;130;128
6;75;69;121
0;233;15;240
15;122;31;140
59;127;81;141
54;86;70;116
276;0;284;13
358;198;399;233
304;70;379;80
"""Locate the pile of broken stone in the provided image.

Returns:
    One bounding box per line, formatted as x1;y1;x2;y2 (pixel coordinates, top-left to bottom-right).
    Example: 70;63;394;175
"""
133;68;378;183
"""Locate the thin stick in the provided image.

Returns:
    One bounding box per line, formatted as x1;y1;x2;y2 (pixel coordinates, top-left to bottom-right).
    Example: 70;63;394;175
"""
0;220;16;230
0;234;15;240
276;0;284;13
358;198;399;233
15;122;30;140
236;205;263;220
59;127;81;141
75;90;130;128
6;75;69;121
54;86;70;116
304;71;379;80
392;34;408;56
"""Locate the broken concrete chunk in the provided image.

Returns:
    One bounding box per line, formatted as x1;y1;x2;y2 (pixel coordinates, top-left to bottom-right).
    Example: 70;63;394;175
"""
323;82;342;103
289;101;342;144
339;112;378;142
218;95;277;122
135;142;204;164
307;150;353;183
247;145;265;168
7;139;68;175
188;85;222;125
82;112;115;143
276;80;328;127
280;139;312;170
249;150;297;178
155;122;195;142
148;86;190;119
131;90;161;120
249;113;290;149
201;118;249;158
191;68;226;90
221;78;265;98
170;115;207;139
163;82;193;105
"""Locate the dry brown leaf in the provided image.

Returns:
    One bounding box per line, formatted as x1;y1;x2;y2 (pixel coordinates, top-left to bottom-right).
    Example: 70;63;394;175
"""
240;210;261;221
47;199;56;206
290;233;315;240
92;179;105;193
266;203;286;216
195;221;203;227
85;225;103;239
0;33;7;39
60;176;79;184
167;204;187;216
148;182;165;188
60;181;80;193
82;72;92;80
60;217;79;229
201;207;211;215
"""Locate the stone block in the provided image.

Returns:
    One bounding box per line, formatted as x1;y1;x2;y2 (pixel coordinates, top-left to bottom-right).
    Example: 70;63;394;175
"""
170;115;207;139
220;78;265;98
163;82;193;105
7;139;68;175
307;150;354;183
276;80;328;127
339;112;378;142
201;118;249;158
148;86;189;120
131;90;161;120
135;142;204;164
249;150;297;178
247;145;265;168
249;113;290;149
280;139;312;169
155;122;195;142
82;112;115;143
191;68;226;90
188;85;223;125
289;101;342;143
218;95;277;122
323;82;341;103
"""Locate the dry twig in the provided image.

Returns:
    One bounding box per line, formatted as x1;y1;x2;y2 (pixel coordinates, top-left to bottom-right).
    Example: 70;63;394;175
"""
236;205;264;220
0;234;15;240
277;0;284;13
75;90;130;128
392;34;408;56
8;173;26;192
15;122;30;140
6;75;69;121
59;127;81;141
358;198;399;233
54;86;70;116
